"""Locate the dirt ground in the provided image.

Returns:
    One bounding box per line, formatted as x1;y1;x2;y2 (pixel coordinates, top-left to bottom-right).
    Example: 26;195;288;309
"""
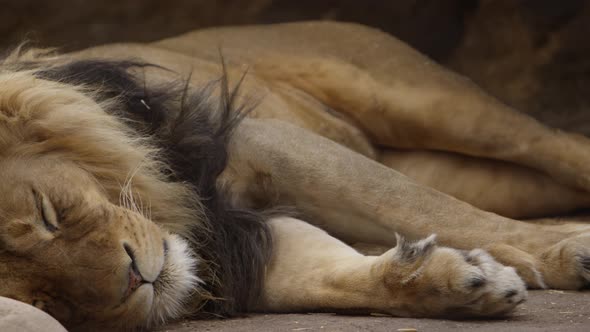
158;290;590;332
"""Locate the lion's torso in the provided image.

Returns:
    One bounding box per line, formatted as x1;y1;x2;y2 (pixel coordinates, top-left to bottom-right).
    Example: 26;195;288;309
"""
67;22;386;159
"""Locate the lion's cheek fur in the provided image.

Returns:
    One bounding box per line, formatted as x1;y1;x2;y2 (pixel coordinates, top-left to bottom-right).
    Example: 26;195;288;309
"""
148;234;201;326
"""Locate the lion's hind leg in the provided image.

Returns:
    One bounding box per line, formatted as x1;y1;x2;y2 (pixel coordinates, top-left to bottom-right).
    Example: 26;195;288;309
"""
256;217;526;318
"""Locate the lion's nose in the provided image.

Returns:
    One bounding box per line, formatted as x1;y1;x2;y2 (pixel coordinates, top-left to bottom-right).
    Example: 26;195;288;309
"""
123;243;146;297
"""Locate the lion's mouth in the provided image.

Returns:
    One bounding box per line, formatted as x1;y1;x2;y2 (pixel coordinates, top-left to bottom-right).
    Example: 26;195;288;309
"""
117;234;198;326
124;263;148;299
122;240;168;301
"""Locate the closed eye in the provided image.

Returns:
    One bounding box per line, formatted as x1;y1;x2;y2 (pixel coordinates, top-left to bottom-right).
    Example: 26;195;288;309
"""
32;189;59;233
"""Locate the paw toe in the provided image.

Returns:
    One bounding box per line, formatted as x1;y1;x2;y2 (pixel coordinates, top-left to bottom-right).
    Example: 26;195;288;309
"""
504;289;518;298
542;236;590;289
468;275;487;289
577;255;590;271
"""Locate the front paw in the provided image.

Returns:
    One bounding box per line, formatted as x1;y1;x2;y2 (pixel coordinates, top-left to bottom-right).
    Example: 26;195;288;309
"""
488;234;590;290
452;231;590;291
538;233;590;289
380;235;527;318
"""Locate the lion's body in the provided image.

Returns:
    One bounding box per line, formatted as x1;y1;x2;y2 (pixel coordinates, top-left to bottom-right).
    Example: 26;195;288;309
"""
73;21;590;218
1;21;590;330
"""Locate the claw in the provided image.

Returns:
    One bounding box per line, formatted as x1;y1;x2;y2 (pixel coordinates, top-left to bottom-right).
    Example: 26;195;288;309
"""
504;289;517;298
394;233;437;262
577;256;590;271
468;275;487;288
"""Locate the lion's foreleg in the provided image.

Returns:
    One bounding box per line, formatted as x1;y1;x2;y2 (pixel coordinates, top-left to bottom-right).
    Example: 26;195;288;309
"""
379;149;590;219
223;119;561;249
222;119;590;290
255;217;526;318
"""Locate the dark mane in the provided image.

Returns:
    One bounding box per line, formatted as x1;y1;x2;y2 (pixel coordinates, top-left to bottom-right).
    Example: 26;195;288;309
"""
36;59;273;316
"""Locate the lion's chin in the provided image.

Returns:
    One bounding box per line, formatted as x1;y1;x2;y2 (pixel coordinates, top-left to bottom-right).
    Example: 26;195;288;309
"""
146;234;201;327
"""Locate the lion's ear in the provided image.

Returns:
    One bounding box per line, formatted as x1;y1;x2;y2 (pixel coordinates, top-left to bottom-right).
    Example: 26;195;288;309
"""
394;233;437;262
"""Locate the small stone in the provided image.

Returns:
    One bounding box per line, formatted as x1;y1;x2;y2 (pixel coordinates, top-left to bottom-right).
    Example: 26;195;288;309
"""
0;297;67;332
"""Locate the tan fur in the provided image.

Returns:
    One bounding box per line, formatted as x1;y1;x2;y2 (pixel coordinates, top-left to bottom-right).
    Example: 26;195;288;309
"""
2;21;590;329
259;217;525;317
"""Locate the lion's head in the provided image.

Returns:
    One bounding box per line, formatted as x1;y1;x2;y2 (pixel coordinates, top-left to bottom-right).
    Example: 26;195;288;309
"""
0;159;199;328
0;57;206;330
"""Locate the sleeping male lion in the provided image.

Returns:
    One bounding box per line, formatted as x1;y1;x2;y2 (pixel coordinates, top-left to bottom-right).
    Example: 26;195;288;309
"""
2;21;590;330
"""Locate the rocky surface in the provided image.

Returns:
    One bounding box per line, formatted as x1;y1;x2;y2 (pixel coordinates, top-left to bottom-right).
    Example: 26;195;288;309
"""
161;291;590;332
2;290;589;331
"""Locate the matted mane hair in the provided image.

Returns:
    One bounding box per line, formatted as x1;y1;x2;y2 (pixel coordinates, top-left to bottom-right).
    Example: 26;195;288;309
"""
0;48;273;317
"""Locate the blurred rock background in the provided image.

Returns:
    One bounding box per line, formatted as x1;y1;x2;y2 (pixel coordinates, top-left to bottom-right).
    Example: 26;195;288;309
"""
3;0;590;133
